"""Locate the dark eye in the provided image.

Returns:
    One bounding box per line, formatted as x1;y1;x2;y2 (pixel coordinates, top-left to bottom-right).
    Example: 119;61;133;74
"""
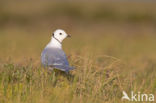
59;33;62;35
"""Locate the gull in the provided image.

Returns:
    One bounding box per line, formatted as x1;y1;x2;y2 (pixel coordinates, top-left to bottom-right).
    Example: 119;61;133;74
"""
41;29;74;73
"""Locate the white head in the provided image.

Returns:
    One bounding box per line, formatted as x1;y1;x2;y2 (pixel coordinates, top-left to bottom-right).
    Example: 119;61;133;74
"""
52;29;71;43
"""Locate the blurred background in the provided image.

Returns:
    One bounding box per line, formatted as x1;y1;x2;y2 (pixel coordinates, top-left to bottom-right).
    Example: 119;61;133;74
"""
0;0;156;63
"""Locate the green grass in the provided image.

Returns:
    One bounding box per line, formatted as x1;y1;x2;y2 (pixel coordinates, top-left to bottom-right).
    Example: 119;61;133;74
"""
0;54;122;103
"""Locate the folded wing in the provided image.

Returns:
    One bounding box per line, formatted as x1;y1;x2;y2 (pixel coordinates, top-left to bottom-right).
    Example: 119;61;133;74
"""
41;47;74;72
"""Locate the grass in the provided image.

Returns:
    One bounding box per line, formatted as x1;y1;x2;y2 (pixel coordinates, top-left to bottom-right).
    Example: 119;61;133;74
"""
0;54;122;103
0;1;156;103
0;27;156;103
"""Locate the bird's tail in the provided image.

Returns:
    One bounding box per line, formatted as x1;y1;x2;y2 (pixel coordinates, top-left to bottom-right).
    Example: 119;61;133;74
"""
50;65;75;73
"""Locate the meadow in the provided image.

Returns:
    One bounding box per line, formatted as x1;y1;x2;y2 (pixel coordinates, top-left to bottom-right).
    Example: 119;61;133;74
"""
0;1;156;103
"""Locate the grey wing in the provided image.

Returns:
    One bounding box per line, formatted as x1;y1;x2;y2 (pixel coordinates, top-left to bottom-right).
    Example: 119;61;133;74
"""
41;48;69;66
41;48;75;72
41;48;51;66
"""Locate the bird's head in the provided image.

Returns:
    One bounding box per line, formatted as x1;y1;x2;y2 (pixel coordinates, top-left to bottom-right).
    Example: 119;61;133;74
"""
52;29;71;43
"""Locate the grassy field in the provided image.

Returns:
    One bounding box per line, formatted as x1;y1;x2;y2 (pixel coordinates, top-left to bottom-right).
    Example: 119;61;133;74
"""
0;1;156;103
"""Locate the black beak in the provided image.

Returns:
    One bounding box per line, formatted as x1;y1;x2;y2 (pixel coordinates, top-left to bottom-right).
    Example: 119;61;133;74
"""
67;34;71;38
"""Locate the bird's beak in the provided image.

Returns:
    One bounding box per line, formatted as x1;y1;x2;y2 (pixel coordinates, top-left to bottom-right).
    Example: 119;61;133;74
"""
67;34;71;38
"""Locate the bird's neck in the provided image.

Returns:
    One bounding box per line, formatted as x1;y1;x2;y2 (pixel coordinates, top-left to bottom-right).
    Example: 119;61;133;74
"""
46;37;62;48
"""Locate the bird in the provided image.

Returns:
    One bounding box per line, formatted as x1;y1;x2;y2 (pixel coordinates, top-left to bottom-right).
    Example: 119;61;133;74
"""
41;29;74;73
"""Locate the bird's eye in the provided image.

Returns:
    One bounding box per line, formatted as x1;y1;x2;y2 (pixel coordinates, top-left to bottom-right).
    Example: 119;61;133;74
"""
59;33;62;35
